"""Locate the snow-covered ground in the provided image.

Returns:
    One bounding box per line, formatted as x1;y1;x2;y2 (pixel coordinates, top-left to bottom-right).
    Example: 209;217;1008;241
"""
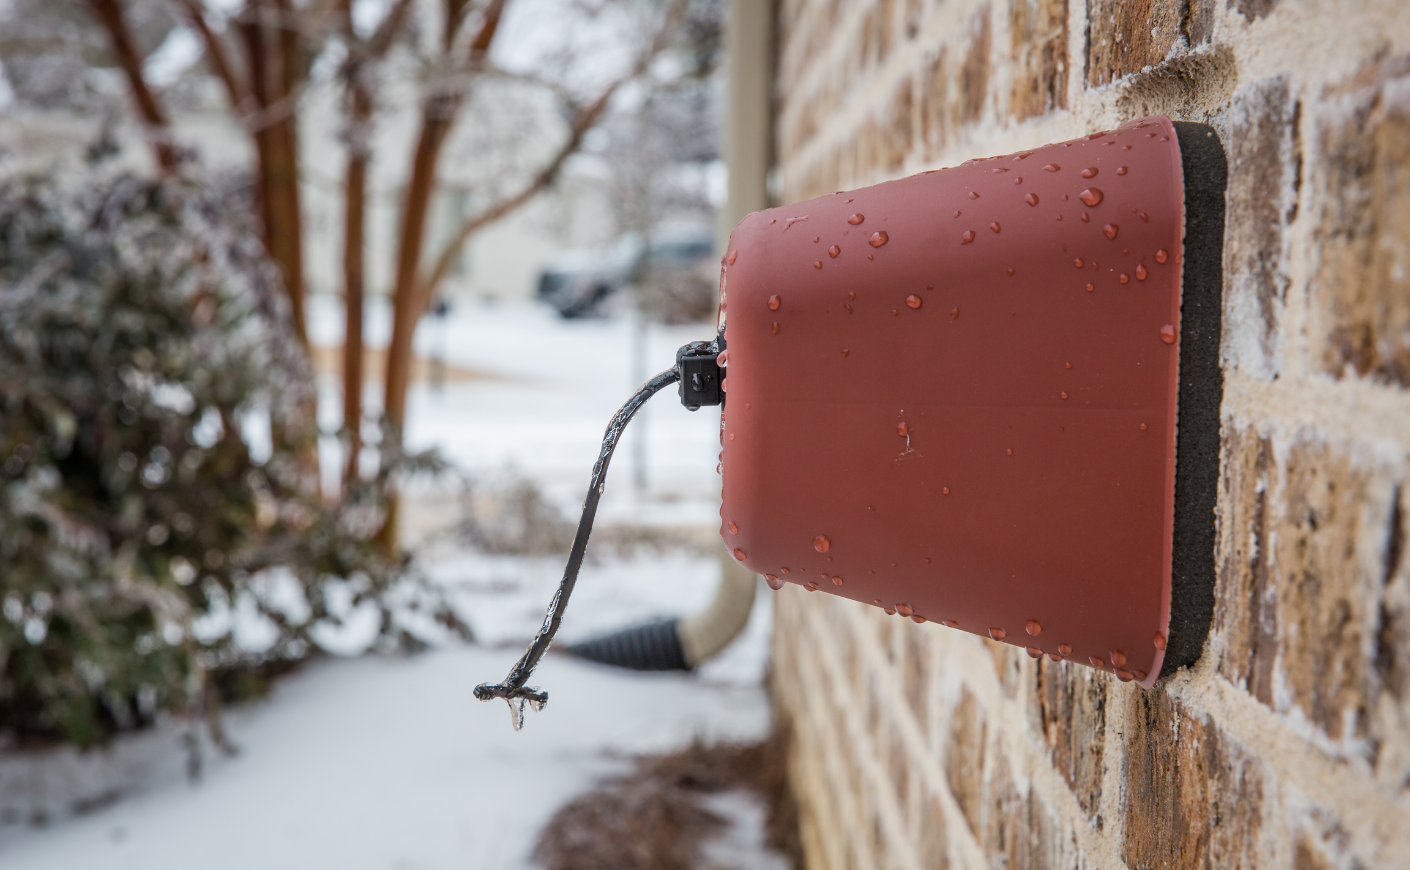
0;300;775;869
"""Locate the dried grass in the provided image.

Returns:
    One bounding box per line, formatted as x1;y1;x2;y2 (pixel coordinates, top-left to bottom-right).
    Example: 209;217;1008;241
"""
533;728;800;870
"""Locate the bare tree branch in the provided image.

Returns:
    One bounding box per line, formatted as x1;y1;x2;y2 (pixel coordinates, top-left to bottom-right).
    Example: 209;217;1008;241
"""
86;0;180;172
415;0;689;310
174;0;251;114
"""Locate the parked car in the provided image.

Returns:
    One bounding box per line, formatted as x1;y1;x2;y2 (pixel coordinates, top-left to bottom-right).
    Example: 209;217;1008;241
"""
536;227;717;322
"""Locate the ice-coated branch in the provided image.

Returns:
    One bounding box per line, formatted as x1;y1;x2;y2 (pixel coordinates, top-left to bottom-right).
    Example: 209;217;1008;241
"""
475;365;682;729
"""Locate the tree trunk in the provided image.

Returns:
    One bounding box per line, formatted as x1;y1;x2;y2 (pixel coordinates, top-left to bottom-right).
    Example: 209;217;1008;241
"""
383;112;451;436
342;80;372;482
240;1;306;344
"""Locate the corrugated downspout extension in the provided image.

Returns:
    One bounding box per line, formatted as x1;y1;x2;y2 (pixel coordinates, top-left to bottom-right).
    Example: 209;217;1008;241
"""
567;619;690;671
566;550;759;671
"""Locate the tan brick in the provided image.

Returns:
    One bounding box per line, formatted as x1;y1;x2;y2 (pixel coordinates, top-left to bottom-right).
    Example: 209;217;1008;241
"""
1084;0;1213;87
1215;425;1279;702
1009;0;1069;121
1222;76;1298;377
1312;56;1410;385
1372;486;1410;790
1121;692;1265;870
944;687;988;835
960;6;992;124
1230;0;1278;23
1273;437;1398;744
919;48;952;158
1036;657;1108;819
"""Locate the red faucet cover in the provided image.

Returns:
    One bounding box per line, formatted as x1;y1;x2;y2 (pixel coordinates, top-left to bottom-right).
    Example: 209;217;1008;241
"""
718;116;1224;688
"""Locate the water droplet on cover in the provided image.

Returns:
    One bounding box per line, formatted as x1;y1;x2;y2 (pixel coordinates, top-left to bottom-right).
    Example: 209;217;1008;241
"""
990;222;1001;233
1058;644;1072;655
1136;263;1148;281
961;230;976;245
1110;650;1126;666
805;582;818;591
727;250;738;265
1154;632;1167;650
950;308;960;319
1116;166;1128;176
989;627;1006;641
771;322;780;334
814;261;823;269
1026;193;1040;206
1006;448;1013;455
896;603;914;616
1160;324;1176;344
828;245;841;258
1044;164;1060;172
1119;273;1130;284
844;304;853;313
1140;423;1148;430
1080;212;1090;223
1134;670;1147;680
884;607;897;615
1027;647;1043;658
942;620;958;628
969;191;980;200
814;236;820;243
1115;669;1134;682
912;615;927;623
728;522;738;534
848;213;865;225
813;535;831;553
869;231;889;248
1081;167;1098;178
905;294;922;309
993;167;1009;173
1026;620;1042;636
1155;248;1169;264
1084;285;1094;293
765;574;783;590
1007;268;1015;276
896;421;910;437
832;575;844;585
781;567;790;574
954;210;962;217
734;548;747;561
1048;653;1064;662
1061;391;1069;399
1079;188;1104;207
942;486;951;495
729;433;735;440
768;295;781;310
1089;656;1104;667
1103;224;1119;240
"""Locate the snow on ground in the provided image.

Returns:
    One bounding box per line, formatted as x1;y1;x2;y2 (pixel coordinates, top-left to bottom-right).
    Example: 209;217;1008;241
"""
1;299;773;869
0;648;771;870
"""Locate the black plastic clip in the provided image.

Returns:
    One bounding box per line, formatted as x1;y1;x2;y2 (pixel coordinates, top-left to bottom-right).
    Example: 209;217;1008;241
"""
676;335;725;411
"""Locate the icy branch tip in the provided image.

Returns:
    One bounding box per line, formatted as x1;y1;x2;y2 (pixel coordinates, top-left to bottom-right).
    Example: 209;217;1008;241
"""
474;682;547;705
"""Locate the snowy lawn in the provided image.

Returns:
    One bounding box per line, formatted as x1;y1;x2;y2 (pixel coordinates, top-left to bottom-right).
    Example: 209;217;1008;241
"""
0;300;773;869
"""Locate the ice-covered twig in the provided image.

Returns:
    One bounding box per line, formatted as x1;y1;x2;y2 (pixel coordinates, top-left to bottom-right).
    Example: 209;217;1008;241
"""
475;365;682;729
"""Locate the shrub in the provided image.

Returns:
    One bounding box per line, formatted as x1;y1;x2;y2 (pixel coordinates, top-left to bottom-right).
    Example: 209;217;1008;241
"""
0;171;458;748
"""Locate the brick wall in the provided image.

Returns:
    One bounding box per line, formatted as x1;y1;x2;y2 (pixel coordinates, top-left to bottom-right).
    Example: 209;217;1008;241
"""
766;0;1410;867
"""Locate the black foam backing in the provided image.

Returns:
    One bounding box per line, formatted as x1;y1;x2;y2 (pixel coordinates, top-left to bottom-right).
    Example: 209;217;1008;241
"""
1160;122;1227;678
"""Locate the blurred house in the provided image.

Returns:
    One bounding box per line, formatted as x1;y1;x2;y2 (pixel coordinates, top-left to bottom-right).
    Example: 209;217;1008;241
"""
726;1;1410;868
